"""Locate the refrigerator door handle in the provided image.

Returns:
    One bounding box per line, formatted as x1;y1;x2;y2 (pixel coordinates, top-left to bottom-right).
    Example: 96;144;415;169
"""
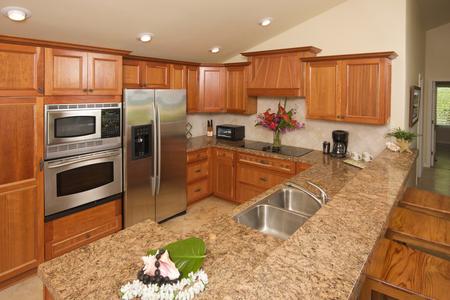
152;105;157;197
156;104;161;195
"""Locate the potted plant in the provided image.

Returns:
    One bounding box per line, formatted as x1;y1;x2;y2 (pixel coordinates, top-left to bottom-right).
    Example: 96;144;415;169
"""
255;99;305;151
386;128;417;153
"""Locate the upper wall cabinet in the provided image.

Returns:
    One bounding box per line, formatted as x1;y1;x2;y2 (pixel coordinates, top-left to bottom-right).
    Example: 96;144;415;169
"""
123;59;171;89
199;66;226;113
45;49;122;96
186;66;200;113
170;64;186;89
0;43;44;96
241;47;321;97
225;63;257;115
303;52;397;125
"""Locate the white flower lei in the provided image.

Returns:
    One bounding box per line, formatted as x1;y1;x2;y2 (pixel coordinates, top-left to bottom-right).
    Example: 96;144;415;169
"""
120;269;208;300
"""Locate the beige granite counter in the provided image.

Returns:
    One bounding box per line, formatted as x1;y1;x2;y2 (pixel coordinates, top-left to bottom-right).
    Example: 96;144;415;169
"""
38;136;417;299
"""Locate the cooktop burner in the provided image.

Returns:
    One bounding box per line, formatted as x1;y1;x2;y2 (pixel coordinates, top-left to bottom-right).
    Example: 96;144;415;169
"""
242;141;313;157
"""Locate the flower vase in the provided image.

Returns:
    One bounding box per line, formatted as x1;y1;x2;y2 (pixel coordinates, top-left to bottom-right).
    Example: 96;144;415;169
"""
272;130;282;152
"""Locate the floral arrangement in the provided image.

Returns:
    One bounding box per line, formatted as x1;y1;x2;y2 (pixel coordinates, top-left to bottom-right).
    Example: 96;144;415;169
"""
255;100;305;149
120;237;207;300
385;127;417;153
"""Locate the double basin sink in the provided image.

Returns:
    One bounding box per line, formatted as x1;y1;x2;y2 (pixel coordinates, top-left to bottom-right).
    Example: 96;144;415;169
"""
233;182;327;240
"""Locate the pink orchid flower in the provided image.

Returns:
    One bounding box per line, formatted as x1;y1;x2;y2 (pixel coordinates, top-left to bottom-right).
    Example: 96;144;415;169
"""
142;251;180;280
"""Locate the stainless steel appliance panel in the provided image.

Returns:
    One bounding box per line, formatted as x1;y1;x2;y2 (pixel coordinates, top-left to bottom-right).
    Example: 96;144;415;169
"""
155;89;187;222
123;89;157;227
44;148;122;216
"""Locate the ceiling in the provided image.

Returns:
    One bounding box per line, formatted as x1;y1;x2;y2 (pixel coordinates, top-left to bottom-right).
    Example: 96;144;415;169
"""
0;0;345;62
418;0;450;30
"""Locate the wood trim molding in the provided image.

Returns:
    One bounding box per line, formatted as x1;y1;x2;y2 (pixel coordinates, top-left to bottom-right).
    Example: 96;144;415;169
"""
44;95;122;104
301;51;398;62
223;62;251;67
241;46;322;57
125;54;200;66
0;35;131;56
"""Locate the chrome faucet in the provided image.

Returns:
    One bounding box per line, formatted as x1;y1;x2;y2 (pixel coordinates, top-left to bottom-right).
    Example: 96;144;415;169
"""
285;181;329;205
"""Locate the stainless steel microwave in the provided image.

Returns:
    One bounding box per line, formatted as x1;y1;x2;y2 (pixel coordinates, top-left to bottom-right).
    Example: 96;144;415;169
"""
45;103;121;159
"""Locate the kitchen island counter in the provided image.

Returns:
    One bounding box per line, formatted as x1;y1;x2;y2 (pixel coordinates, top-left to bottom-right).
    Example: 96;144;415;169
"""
39;136;417;299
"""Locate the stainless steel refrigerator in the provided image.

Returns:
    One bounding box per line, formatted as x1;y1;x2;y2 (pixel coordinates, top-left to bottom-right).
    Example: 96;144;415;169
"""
123;89;186;227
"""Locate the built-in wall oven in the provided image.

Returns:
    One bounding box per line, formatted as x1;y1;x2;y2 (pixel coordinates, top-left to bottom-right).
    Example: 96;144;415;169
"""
44;148;122;220
45;103;121;159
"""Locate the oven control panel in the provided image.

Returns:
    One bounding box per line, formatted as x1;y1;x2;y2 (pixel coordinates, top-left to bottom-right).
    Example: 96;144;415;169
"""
101;109;121;138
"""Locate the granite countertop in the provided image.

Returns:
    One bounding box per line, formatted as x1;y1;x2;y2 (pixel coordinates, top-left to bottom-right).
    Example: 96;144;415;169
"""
38;136;417;300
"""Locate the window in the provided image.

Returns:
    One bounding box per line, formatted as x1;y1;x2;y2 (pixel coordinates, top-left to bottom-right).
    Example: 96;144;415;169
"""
436;85;450;126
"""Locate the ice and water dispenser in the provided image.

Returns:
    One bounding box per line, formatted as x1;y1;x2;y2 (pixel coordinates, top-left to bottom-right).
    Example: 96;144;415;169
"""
131;124;152;160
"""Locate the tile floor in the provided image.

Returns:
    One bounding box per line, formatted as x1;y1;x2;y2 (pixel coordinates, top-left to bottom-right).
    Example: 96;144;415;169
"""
418;143;450;196
0;197;236;300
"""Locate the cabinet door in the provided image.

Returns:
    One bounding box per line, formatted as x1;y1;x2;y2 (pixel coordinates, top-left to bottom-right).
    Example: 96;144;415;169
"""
87;53;122;95
187;66;200;112
305;60;339;121
213;149;235;201
45;48;88;95
340;58;390;124
226;66;246;112
0;97;44;283
236;182;264;203
170;64;186;89
142;62;170;88
199;67;226;112
123;59;142;88
0;43;44;96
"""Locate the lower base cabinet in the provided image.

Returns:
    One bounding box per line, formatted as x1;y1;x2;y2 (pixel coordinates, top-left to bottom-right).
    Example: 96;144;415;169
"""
44;199;122;260
236;182;265;203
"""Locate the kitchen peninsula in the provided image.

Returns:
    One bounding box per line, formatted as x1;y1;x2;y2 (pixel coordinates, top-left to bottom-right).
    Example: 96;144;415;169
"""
38;140;417;299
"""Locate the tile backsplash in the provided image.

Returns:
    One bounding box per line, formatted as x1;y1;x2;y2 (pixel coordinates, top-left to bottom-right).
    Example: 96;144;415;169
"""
187;97;390;156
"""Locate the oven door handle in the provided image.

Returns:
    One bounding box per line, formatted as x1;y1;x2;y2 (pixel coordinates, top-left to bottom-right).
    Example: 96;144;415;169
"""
46;150;120;169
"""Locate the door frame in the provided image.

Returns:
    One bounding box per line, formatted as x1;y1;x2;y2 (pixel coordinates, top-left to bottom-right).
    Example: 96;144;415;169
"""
430;80;450;167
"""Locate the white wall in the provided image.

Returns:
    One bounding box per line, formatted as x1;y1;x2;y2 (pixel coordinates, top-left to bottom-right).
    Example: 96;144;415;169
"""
405;0;426;178
188;0;408;156
423;22;450;167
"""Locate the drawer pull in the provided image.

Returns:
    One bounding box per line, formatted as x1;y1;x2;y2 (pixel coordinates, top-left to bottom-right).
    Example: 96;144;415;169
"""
259;159;269;165
259;177;268;182
194;188;202;193
194;169;201;173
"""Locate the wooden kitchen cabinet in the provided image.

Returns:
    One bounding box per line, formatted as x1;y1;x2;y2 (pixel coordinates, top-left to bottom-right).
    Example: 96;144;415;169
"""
0;97;44;286
303;52;397;125
45;48;122;96
225;63;257;114
241;47;321;97
0;43;44;96
170;64;187;89
142;61;170;88
199;66;226;112
213;149;235;201
186;149;211;204
123;59;142;88
44;199;122;260
186;66;200;112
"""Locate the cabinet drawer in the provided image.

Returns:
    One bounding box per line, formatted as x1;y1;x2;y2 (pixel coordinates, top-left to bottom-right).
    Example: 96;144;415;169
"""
237;163;287;189
237;153;296;174
44;199;122;260
187;178;210;204
215;148;234;160
236;182;265;203
187;160;209;183
187;149;209;163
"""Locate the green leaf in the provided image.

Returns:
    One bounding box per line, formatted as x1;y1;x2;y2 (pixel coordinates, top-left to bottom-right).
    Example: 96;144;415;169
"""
146;237;206;279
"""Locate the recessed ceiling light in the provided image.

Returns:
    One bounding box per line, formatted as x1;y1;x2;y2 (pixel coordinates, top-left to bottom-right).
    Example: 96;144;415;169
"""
209;47;220;54
1;6;31;22
259;17;272;27
138;33;153;43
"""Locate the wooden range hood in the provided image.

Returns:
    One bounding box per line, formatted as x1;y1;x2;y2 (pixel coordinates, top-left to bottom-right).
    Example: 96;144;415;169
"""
241;46;321;97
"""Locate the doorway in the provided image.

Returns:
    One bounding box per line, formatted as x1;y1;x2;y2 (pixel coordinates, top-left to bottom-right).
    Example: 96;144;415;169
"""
432;82;450;170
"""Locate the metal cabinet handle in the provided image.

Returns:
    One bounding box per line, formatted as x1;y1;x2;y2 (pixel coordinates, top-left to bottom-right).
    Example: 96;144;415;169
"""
195;169;201;173
259;177;268;182
88;89;94;92
83;89;88;92
194;188;202;193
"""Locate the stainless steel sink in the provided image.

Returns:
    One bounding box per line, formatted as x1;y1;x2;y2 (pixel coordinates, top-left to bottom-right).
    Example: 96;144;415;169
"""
234;204;308;240
233;182;327;240
266;188;321;217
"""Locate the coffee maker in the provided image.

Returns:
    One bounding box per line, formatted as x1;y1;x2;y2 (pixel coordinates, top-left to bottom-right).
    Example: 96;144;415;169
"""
331;130;348;158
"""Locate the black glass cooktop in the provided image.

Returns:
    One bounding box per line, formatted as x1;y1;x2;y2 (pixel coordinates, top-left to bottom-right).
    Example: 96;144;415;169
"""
216;140;313;157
